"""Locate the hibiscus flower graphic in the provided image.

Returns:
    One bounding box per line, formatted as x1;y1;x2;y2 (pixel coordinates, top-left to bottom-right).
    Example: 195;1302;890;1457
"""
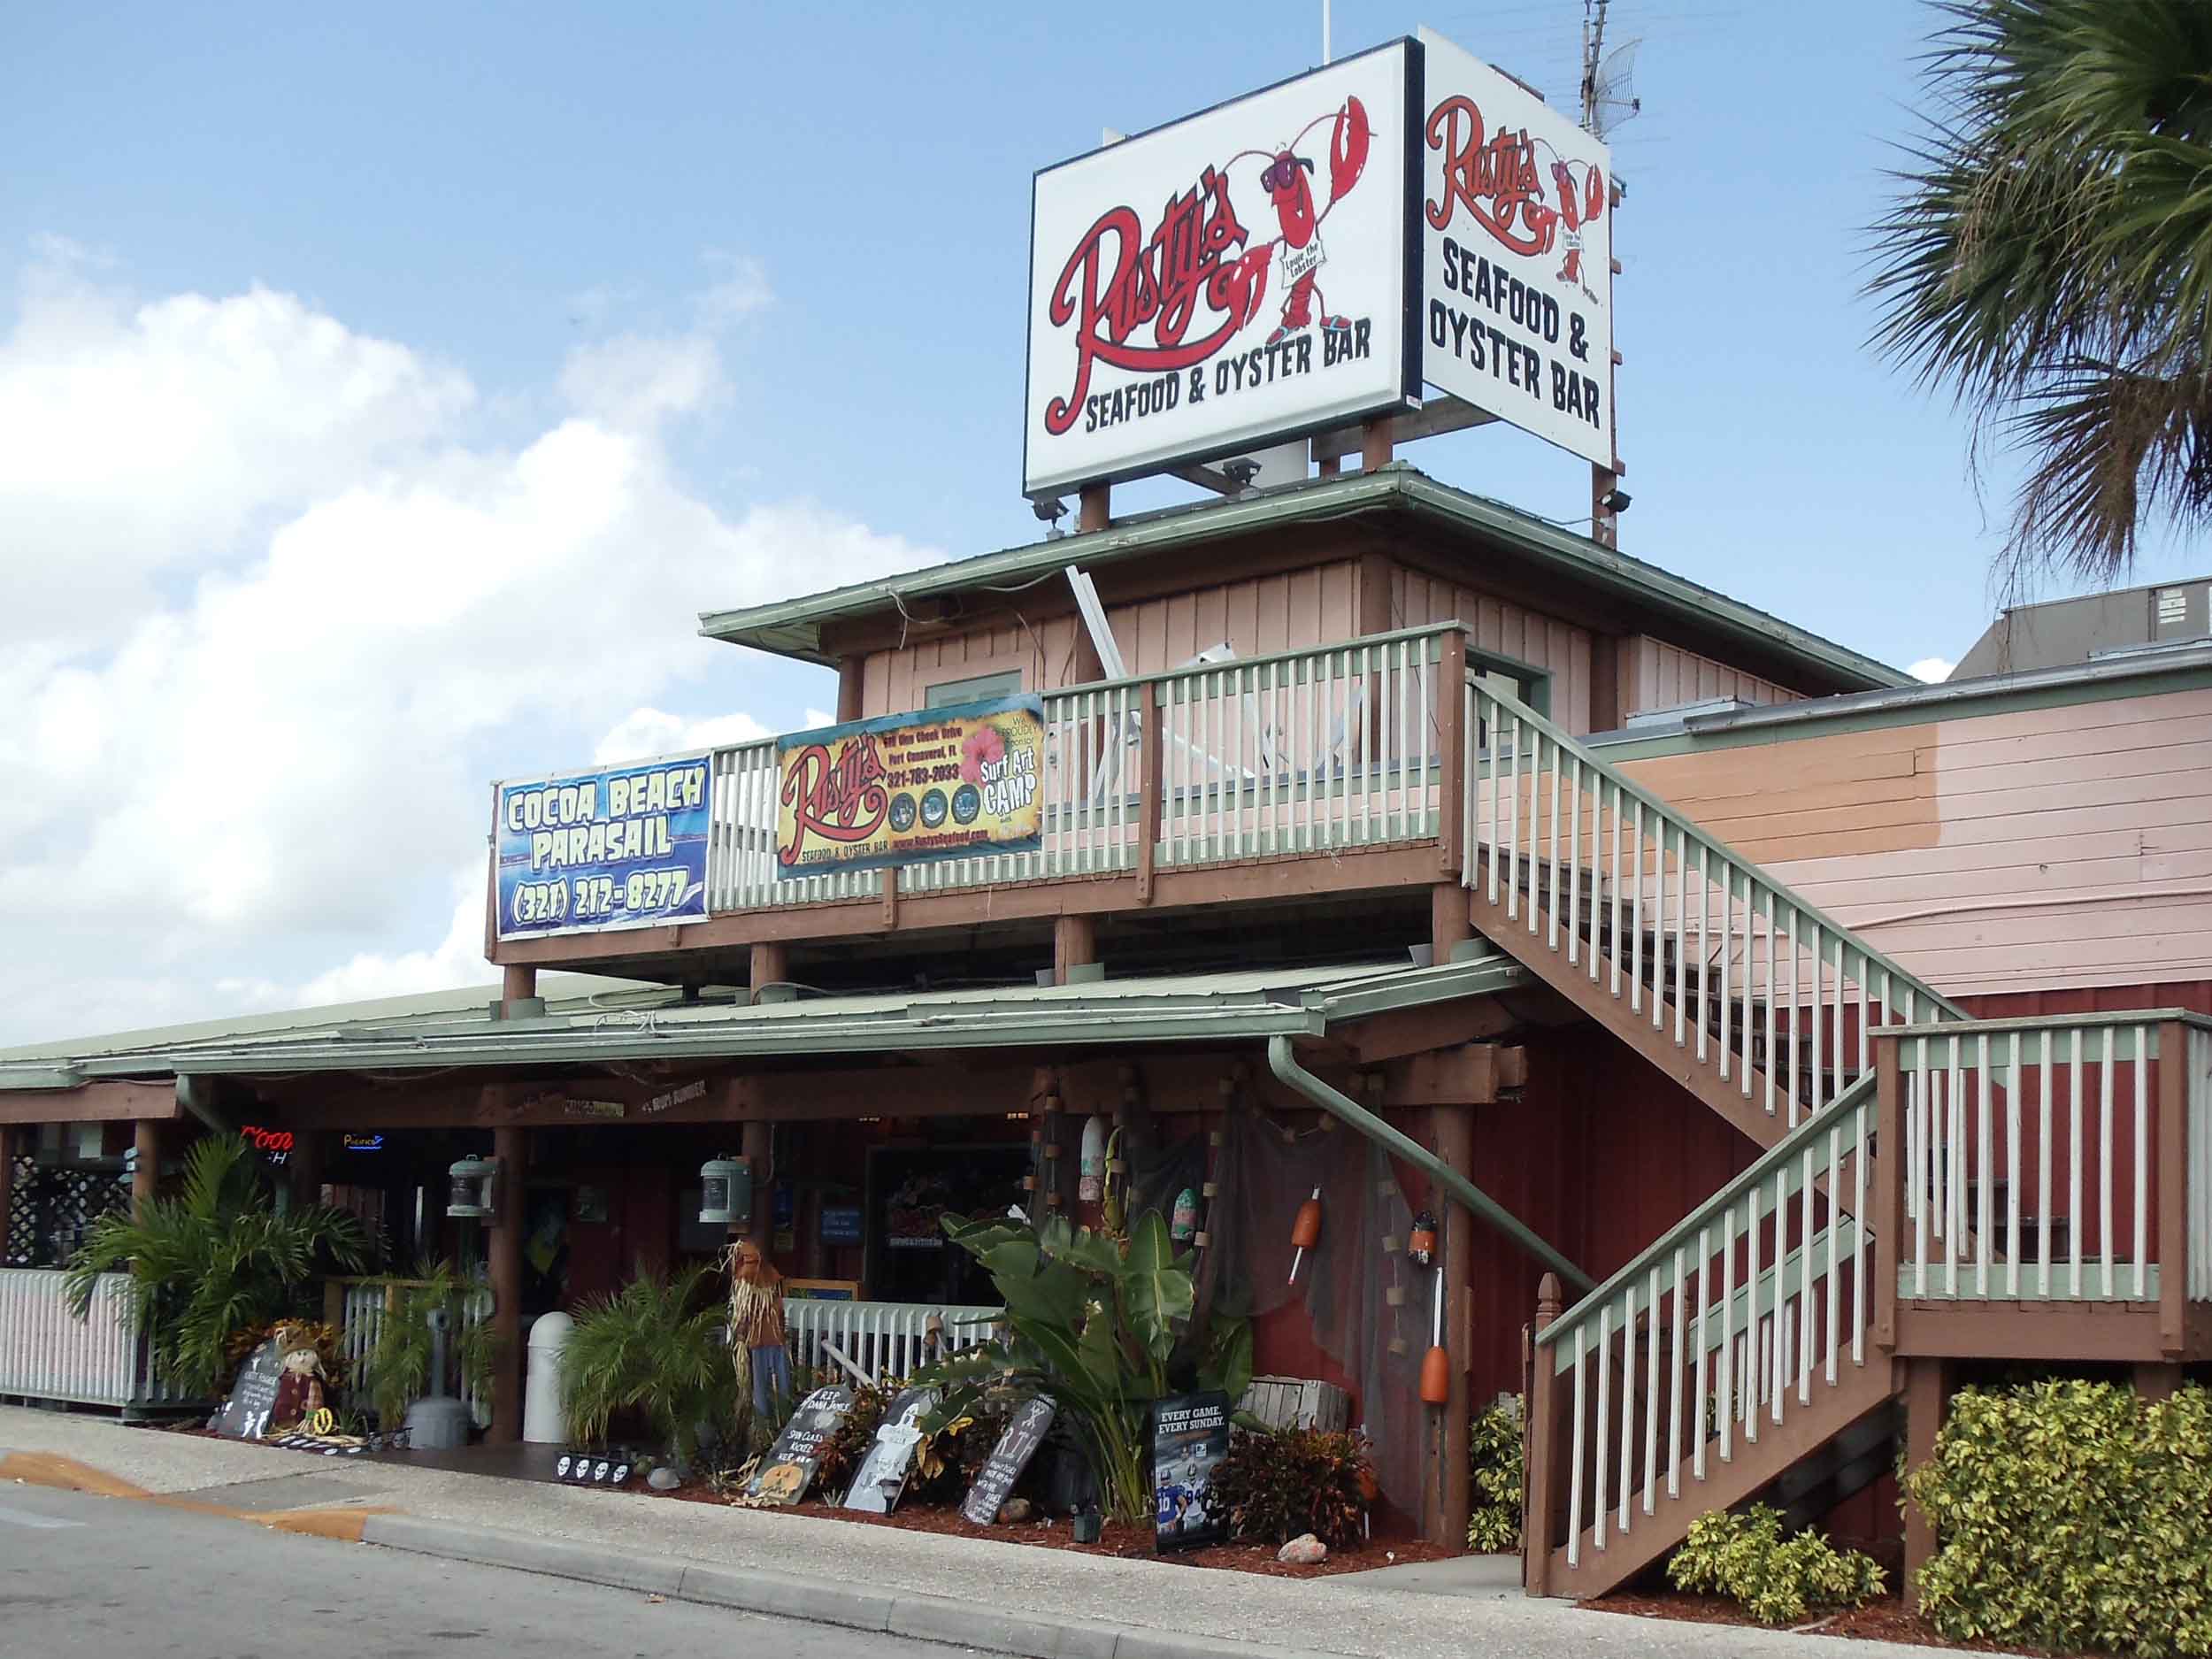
960;722;1007;784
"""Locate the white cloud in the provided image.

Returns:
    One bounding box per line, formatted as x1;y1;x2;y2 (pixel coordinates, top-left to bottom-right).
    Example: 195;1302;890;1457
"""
1909;657;1955;684
0;246;941;1046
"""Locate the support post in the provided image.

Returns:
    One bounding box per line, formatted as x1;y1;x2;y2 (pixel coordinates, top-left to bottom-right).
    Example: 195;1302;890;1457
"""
488;1125;525;1444
1435;627;1467;877
1137;681;1163;902
1590;465;1620;550
1361;418;1394;472
1079;483;1110;534
1874;1035;1902;1350
1431;884;1471;962
132;1119;161;1214
1054;914;1096;987
291;1128;327;1212
500;964;537;1018
2134;1362;2184;1402
749;941;789;1004
741;1119;772;1252
1523;1274;1564;1595
835;657;865;723
1436;1103;1475;1552
0;1123;16;1258
1901;1357;1953;1610
2158;1019;2186;1356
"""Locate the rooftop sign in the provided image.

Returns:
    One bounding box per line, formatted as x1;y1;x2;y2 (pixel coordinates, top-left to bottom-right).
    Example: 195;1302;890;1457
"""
1020;33;1615;495
1023;41;1420;497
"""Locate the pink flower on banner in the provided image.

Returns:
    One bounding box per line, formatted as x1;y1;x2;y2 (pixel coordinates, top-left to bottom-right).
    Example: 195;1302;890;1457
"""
961;723;1006;784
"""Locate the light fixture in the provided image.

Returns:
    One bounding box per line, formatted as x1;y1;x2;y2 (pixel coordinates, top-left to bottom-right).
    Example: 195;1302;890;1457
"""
446;1155;498;1218
1600;488;1632;514
1030;495;1068;539
698;1156;753;1226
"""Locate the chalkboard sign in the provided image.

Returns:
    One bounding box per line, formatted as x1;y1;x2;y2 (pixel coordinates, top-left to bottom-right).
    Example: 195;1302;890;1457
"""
214;1338;285;1440
842;1385;938;1515
1152;1390;1230;1553
743;1385;854;1506
963;1396;1056;1526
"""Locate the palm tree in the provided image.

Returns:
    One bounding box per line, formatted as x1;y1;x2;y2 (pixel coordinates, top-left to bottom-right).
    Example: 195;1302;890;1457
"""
557;1261;738;1466
1868;1;2212;588
63;1133;372;1397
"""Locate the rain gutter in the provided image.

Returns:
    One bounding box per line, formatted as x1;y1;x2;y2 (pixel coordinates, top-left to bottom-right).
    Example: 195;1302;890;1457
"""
1264;1033;1593;1291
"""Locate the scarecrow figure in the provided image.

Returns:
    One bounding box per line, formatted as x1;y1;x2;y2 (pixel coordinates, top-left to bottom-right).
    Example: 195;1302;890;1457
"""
726;1239;791;1418
269;1323;327;1434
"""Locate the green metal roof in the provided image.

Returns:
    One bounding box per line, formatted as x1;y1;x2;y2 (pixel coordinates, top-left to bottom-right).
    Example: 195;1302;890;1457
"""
0;955;1532;1089
698;465;1910;693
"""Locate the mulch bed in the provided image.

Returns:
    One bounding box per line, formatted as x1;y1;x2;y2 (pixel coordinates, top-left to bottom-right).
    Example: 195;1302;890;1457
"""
651;1481;1448;1578
1589;1592;2082;1656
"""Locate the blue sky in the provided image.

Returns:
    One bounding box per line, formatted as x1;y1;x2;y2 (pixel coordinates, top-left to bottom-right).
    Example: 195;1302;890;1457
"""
0;1;2201;1041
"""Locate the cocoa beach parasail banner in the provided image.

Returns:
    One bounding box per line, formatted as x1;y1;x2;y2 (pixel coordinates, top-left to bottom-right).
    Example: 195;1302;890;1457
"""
1021;33;1615;493
1023;42;1422;497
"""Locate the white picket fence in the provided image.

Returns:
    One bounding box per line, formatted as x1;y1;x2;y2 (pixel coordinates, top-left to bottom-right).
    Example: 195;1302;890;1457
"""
782;1297;1000;1386
0;1267;191;1412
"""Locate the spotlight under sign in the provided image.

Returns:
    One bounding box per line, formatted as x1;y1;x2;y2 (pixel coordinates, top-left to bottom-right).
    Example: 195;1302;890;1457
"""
1023;41;1422;497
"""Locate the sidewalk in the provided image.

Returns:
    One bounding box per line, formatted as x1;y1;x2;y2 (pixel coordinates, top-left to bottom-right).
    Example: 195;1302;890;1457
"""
1;1406;1926;1659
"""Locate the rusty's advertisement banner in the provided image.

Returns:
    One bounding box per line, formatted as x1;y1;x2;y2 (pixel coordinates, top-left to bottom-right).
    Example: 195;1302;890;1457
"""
775;695;1044;878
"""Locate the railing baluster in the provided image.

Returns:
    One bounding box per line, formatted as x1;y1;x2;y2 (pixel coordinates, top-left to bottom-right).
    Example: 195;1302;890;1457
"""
1643;1263;1661;1517
1617;1282;1635;1533
1977;1032;1993;1299
2133;1025;2148;1302
1718;1195;1736;1463
2101;1024;2116;1299
1566;755;1582;964
1667;1246;1686;1498
1692;1225;1710;1481
2006;1031;2022;1298
1567;1325;1587;1568
1629;800;1644;1011
2071;1026;2085;1299
2039;1027;2054;1296
1593;1302;1611;1550
1743;1179;1760;1444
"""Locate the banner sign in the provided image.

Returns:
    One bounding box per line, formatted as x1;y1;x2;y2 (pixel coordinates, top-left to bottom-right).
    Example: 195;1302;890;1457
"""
495;754;710;940
774;695;1044;879
1023;41;1419;496
1418;27;1615;468
1152;1390;1231;1553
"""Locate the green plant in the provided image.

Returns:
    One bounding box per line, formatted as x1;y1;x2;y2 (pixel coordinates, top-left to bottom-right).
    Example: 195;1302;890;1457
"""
356;1258;500;1430
911;1210;1250;1526
1667;1504;1885;1625
62;1133;372;1397
1467;1395;1523;1553
814;1378;892;1493
1210;1426;1372;1549
1867;0;2212;589
908;1407;994;1504
1907;1379;2212;1657
559;1260;737;1466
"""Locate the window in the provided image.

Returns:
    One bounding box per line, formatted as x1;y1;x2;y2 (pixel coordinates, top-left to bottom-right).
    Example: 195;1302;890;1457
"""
923;669;1022;709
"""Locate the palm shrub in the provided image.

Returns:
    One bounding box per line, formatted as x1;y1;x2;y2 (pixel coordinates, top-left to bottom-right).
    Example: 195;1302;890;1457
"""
63;1133;371;1397
558;1261;737;1467
912;1210;1251;1526
357;1258;500;1429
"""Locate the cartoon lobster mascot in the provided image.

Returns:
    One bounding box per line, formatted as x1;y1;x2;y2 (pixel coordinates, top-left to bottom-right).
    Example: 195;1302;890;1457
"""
1223;96;1373;346
1549;160;1608;305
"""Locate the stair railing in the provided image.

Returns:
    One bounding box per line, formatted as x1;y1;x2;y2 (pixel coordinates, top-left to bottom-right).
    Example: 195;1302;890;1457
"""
1526;1072;1879;1583
1463;673;1967;1127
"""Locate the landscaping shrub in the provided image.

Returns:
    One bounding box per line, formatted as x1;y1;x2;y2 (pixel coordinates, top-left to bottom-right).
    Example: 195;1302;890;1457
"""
1210;1426;1372;1549
908;1406;995;1504
559;1260;736;1465
1466;1394;1524;1552
813;1379;892;1494
1907;1379;2212;1657
1667;1504;1885;1625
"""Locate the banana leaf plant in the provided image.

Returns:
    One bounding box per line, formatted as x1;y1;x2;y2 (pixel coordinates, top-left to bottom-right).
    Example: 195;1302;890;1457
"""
910;1210;1252;1525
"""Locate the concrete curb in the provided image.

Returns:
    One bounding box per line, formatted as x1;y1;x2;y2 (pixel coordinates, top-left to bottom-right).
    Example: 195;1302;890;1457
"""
359;1513;1316;1659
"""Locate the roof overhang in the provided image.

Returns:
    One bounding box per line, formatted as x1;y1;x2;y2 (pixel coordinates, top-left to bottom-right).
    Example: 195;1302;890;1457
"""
697;465;1909;693
1;956;1533;1088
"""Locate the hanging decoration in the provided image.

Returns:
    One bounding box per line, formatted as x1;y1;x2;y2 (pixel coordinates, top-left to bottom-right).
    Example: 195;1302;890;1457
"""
1170;1187;1200;1242
1102;1127;1128;1235
1407;1210;1438;1269
1078;1115;1107;1203
1419;1237;1450;1406
1287;1186;1323;1285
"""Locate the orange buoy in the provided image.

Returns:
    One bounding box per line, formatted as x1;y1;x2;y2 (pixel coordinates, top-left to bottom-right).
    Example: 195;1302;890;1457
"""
1407;1209;1438;1269
1419;1342;1452;1405
1287;1187;1323;1284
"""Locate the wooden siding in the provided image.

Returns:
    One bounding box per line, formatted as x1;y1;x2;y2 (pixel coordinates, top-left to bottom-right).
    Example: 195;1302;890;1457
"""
1617;686;2212;999
1391;567;1598;733
1627;636;1801;718
855;562;1367;718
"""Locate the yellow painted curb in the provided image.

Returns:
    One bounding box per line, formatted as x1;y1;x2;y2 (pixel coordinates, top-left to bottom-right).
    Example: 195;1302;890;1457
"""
1;1448;392;1539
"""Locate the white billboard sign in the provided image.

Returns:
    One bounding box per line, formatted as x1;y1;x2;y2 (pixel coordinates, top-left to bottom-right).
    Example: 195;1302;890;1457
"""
1417;27;1615;470
1024;42;1419;497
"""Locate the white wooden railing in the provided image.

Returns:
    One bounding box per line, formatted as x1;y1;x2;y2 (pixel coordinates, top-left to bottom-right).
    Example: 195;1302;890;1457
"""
334;1278;494;1427
1534;1077;1878;1570
782;1296;998;1386
0;1267;190;1411
1884;1011;2212;1307
1462;675;1967;1127
701;626;1456;912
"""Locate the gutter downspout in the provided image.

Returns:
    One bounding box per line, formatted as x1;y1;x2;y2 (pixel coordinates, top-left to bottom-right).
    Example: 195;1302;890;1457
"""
1265;1033;1593;1293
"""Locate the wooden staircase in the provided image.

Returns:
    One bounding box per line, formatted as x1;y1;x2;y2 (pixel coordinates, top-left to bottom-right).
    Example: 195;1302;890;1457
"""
1454;682;1966;1597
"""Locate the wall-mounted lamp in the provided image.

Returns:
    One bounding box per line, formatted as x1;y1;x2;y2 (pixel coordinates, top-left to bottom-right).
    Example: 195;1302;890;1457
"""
1599;488;1632;514
446;1155;499;1218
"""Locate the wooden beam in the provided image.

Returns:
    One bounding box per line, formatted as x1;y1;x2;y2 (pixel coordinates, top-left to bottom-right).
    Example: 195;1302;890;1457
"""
488;1123;524;1444
0;1080;181;1126
1893;1302;2166;1362
1380;1045;1520;1106
492;844;1449;970
1332;995;1518;1065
